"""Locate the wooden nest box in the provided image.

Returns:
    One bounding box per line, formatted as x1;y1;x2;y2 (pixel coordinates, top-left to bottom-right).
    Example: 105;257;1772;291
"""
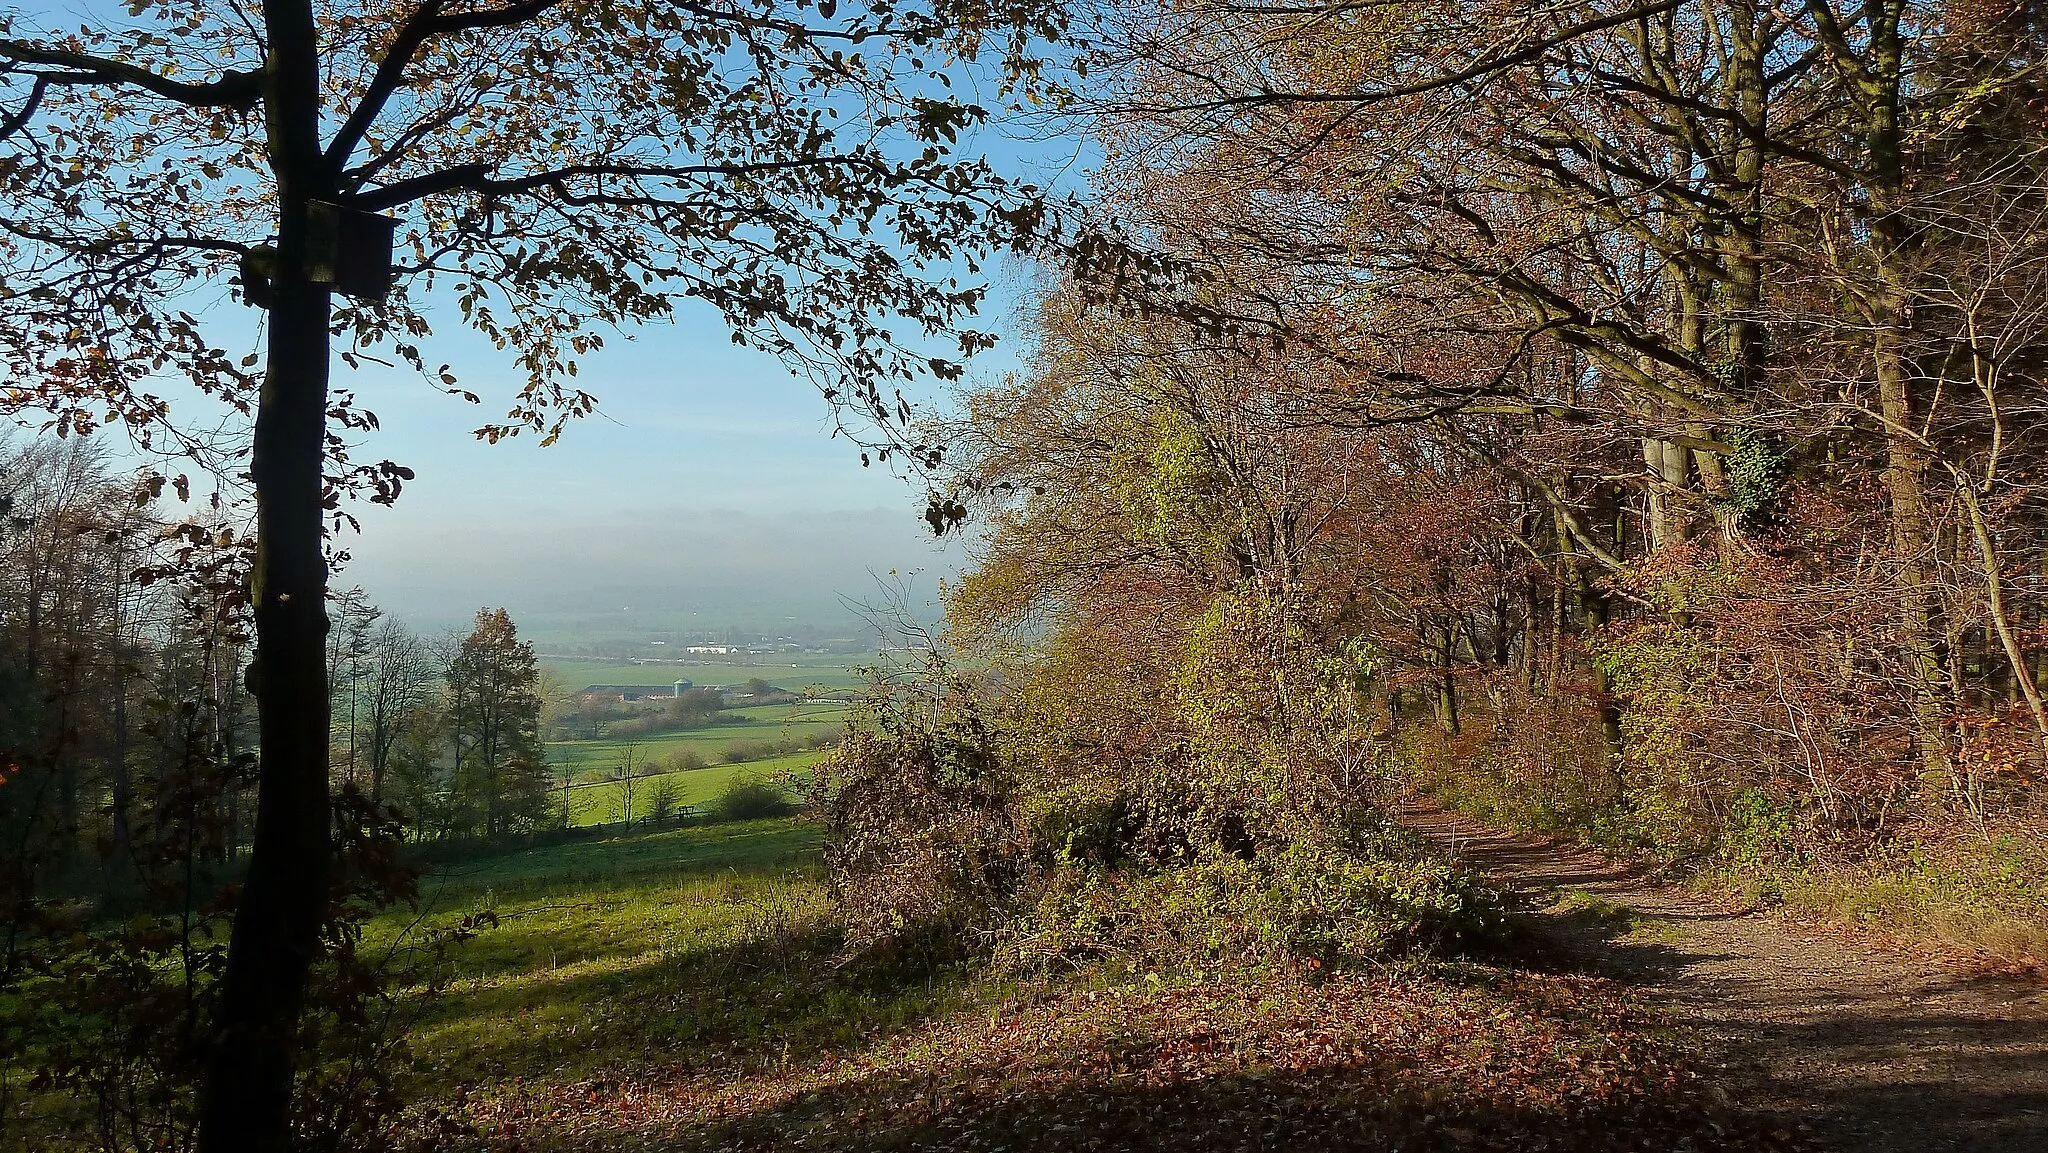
240;201;397;306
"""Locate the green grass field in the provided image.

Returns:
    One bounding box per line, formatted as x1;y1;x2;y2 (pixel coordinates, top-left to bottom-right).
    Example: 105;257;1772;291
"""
404;816;816;901
369;818;1005;1105
546;700;843;827
370;819;866;1087
555;752;818;825
545;654;871;694
547;702;848;775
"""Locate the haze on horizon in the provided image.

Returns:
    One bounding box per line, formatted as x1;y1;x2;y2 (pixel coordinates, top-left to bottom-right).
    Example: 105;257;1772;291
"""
313;264;1026;643
344;503;963;642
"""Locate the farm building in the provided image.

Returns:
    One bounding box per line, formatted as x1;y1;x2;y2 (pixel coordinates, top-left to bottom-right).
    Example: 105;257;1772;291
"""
578;682;691;702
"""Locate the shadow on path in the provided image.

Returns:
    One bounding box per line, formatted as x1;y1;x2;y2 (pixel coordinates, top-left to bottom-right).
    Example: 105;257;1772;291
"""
1398;799;2048;1153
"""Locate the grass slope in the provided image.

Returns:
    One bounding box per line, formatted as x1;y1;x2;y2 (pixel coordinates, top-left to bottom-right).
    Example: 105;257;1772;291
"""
547;703;846;775
555;753;815;826
380;824;1802;1152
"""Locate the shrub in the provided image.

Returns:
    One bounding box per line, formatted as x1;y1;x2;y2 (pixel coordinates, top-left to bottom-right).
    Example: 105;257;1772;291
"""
704;774;796;823
667;747;706;772
1720;787;1799;870
722;738;776;764
808;661;1024;956
1025;786;1139;870
996;829;1508;976
812;650;1515;974
646;776;682;823
1259;838;1509;963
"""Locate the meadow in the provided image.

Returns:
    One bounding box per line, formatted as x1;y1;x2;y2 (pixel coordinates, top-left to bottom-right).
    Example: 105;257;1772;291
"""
370;820;848;1086
547;702;848;772
552;752;818;826
545;701;844;826
545;654;871;694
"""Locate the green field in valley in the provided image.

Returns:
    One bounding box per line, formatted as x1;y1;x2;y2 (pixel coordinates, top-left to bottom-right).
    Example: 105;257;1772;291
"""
552;704;845;764
545;653;871;694
546;701;843;826
547;702;847;771
554;752;819;826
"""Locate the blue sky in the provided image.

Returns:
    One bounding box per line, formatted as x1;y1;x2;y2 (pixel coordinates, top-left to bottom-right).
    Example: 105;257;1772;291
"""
334;286;1012;634
2;3;1092;637
327;158;1082;639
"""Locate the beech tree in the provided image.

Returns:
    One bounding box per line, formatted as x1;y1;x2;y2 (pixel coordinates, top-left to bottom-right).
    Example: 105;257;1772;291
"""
0;1;1058;1147
1062;0;2048;777
921;0;2048;902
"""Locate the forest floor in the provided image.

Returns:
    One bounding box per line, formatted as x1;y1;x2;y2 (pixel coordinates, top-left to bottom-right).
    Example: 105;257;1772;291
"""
1397;799;2048;1153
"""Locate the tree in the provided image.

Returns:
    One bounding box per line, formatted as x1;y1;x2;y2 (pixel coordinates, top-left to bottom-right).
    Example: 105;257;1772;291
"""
363;616;435;803
607;741;642;829
1056;0;2048;786
536;664;574;737
570;694;617;741
383;702;449;839
0;2;1060;1144
0;436;180;892
326;586;380;787
445;608;550;838
674;685;727;724
644;773;681;823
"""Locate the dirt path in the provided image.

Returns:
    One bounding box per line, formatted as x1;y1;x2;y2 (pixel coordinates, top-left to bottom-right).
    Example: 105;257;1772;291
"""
1398;800;2048;1153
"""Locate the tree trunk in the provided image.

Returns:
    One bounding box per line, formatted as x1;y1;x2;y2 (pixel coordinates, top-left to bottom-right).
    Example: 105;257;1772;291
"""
198;4;333;1149
1554;503;1624;765
1859;33;1955;774
1875;339;1956;790
1838;0;1955;793
1432;631;1460;736
107;536;135;898
1641;437;1687;549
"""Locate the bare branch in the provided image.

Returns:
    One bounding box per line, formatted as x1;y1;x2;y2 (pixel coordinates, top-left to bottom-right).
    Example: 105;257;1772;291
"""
0;40;262;109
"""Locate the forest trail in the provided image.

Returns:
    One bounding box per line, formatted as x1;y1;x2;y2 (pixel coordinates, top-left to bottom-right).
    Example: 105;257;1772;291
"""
1398;800;2048;1153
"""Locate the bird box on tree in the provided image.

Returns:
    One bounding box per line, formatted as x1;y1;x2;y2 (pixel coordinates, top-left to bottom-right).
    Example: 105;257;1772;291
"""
306;200;397;300
238;201;397;307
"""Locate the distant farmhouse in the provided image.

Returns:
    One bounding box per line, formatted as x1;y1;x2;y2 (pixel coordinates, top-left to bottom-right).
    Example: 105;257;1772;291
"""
579;680;693;702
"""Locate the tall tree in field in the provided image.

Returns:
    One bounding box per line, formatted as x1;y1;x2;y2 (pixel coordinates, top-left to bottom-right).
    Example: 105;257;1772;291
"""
0;1;1061;1146
363;615;435;802
326;586;380;786
445;608;549;837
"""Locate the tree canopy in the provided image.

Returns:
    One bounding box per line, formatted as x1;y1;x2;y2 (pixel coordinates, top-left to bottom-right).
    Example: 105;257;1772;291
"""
938;0;2048;900
0;2;1064;1148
